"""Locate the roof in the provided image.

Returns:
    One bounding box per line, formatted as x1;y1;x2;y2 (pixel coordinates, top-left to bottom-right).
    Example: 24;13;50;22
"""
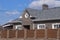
3;7;60;25
2;18;22;26
26;7;60;21
8;18;22;24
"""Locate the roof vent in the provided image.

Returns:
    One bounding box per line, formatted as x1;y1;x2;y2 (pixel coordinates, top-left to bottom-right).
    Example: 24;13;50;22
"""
42;4;48;10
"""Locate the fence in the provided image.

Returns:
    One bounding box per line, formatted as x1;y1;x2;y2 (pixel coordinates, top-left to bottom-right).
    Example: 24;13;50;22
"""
0;29;60;40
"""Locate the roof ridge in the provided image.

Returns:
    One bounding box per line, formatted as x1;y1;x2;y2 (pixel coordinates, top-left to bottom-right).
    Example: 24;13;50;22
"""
25;7;60;11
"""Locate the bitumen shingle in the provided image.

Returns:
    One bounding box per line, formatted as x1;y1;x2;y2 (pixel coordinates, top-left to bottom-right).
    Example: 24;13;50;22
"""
26;7;60;21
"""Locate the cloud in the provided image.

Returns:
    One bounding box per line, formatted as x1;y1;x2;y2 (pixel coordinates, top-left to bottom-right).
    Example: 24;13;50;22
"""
6;10;20;15
29;0;60;9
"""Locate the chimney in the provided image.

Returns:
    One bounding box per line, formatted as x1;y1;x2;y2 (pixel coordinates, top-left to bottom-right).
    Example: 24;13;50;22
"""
42;4;48;10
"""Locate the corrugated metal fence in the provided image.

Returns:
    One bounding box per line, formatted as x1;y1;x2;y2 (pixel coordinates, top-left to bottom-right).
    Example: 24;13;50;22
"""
0;29;60;40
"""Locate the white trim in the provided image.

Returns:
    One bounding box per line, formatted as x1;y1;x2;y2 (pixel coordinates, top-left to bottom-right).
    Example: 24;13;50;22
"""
37;24;46;29
16;25;22;30
3;24;12;27
52;24;54;29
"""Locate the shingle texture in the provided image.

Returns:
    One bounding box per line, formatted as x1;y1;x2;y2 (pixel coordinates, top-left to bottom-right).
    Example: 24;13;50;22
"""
8;18;22;24
13;18;22;21
26;7;60;21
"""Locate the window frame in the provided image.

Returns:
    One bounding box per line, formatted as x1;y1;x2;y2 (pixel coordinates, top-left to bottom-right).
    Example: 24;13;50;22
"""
52;23;60;29
25;13;29;18
16;25;22;30
37;24;46;29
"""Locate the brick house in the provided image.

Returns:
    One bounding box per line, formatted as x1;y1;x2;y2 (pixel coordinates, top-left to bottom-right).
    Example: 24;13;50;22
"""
2;4;60;30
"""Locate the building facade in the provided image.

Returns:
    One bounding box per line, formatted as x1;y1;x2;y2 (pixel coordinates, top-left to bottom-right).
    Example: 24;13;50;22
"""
2;4;60;30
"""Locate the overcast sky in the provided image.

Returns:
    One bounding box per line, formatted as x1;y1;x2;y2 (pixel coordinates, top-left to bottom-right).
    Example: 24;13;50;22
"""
0;0;60;25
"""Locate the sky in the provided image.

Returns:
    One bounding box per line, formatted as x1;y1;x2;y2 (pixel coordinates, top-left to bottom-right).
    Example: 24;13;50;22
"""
0;0;60;25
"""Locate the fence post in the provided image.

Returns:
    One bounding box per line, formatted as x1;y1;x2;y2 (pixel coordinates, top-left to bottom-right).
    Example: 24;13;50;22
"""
57;29;59;40
45;29;47;40
24;29;27;40
7;30;9;40
0;30;1;39
34;30;36;40
16;30;17;40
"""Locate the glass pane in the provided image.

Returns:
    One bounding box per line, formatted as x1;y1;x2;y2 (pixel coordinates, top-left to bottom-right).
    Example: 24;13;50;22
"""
54;25;57;27
16;25;22;30
39;25;45;29
59;25;60;28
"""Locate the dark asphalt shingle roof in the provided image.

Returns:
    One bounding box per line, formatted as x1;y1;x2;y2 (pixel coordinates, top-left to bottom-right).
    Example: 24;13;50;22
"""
12;18;22;22
26;7;60;21
8;18;22;23
2;18;22;25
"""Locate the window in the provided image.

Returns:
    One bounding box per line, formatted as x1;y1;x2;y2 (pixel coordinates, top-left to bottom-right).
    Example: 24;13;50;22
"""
4;25;13;30
16;25;22;30
25;13;29;18
37;24;46;29
3;24;13;30
23;25;30;30
52;23;60;29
